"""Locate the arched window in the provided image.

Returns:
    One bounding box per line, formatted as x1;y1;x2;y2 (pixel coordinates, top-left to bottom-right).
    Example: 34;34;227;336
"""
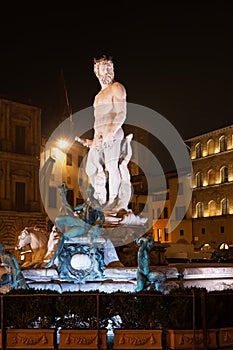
196;202;204;218
207;169;215;185
221;198;229;215
220;166;228;183
219;135;227;152
208;200;216;216
195;143;202;158
196;172;203;187
207;139;214;155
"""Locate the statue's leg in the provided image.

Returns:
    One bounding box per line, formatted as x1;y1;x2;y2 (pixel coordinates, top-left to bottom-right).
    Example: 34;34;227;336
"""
94;169;107;205
63;225;89;239
115;180;132;211
88;225;101;239
55;216;66;232
55;215;84;231
106;163;120;204
105;142;121;204
85;149;98;188
86;148;107;205
135;270;147;292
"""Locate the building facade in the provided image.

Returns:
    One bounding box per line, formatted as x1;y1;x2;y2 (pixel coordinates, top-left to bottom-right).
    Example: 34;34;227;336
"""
152;125;233;249
152;171;193;244
0;98;46;250
186;125;233;248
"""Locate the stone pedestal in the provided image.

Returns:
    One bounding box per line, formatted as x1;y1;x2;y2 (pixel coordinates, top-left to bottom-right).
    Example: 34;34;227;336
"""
56;237;106;283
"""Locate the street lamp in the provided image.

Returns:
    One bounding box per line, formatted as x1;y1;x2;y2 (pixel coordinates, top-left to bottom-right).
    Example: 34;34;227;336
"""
57;139;69;150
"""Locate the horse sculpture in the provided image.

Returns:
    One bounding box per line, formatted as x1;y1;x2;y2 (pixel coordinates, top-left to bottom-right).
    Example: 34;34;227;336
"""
15;227;50;268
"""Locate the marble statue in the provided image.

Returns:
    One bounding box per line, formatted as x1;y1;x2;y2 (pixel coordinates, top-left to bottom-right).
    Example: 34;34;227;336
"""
76;56;131;212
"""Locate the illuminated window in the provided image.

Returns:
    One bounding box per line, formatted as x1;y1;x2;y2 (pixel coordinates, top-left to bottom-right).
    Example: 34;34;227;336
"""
208;200;216;216
220;166;228;183
221;198;229;215
208;169;215;185
196;202;204;218
195;143;202;158
219;242;228;249
196;172;203;187
157;228;162;242
219;135;227;152
207;139;214;155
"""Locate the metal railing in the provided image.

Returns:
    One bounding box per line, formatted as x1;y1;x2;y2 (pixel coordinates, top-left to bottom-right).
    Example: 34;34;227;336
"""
0;289;233;349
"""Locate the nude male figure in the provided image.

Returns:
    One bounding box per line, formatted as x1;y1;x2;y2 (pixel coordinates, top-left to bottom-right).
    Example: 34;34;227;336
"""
76;56;127;207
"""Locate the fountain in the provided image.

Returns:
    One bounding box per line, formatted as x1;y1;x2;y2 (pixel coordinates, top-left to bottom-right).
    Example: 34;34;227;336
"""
2;56;233;294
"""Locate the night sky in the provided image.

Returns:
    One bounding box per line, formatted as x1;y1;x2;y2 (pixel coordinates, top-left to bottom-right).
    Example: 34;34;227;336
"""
1;2;233;140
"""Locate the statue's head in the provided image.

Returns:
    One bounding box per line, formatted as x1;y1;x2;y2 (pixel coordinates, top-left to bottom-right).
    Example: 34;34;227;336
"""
136;236;154;251
94;55;114;85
